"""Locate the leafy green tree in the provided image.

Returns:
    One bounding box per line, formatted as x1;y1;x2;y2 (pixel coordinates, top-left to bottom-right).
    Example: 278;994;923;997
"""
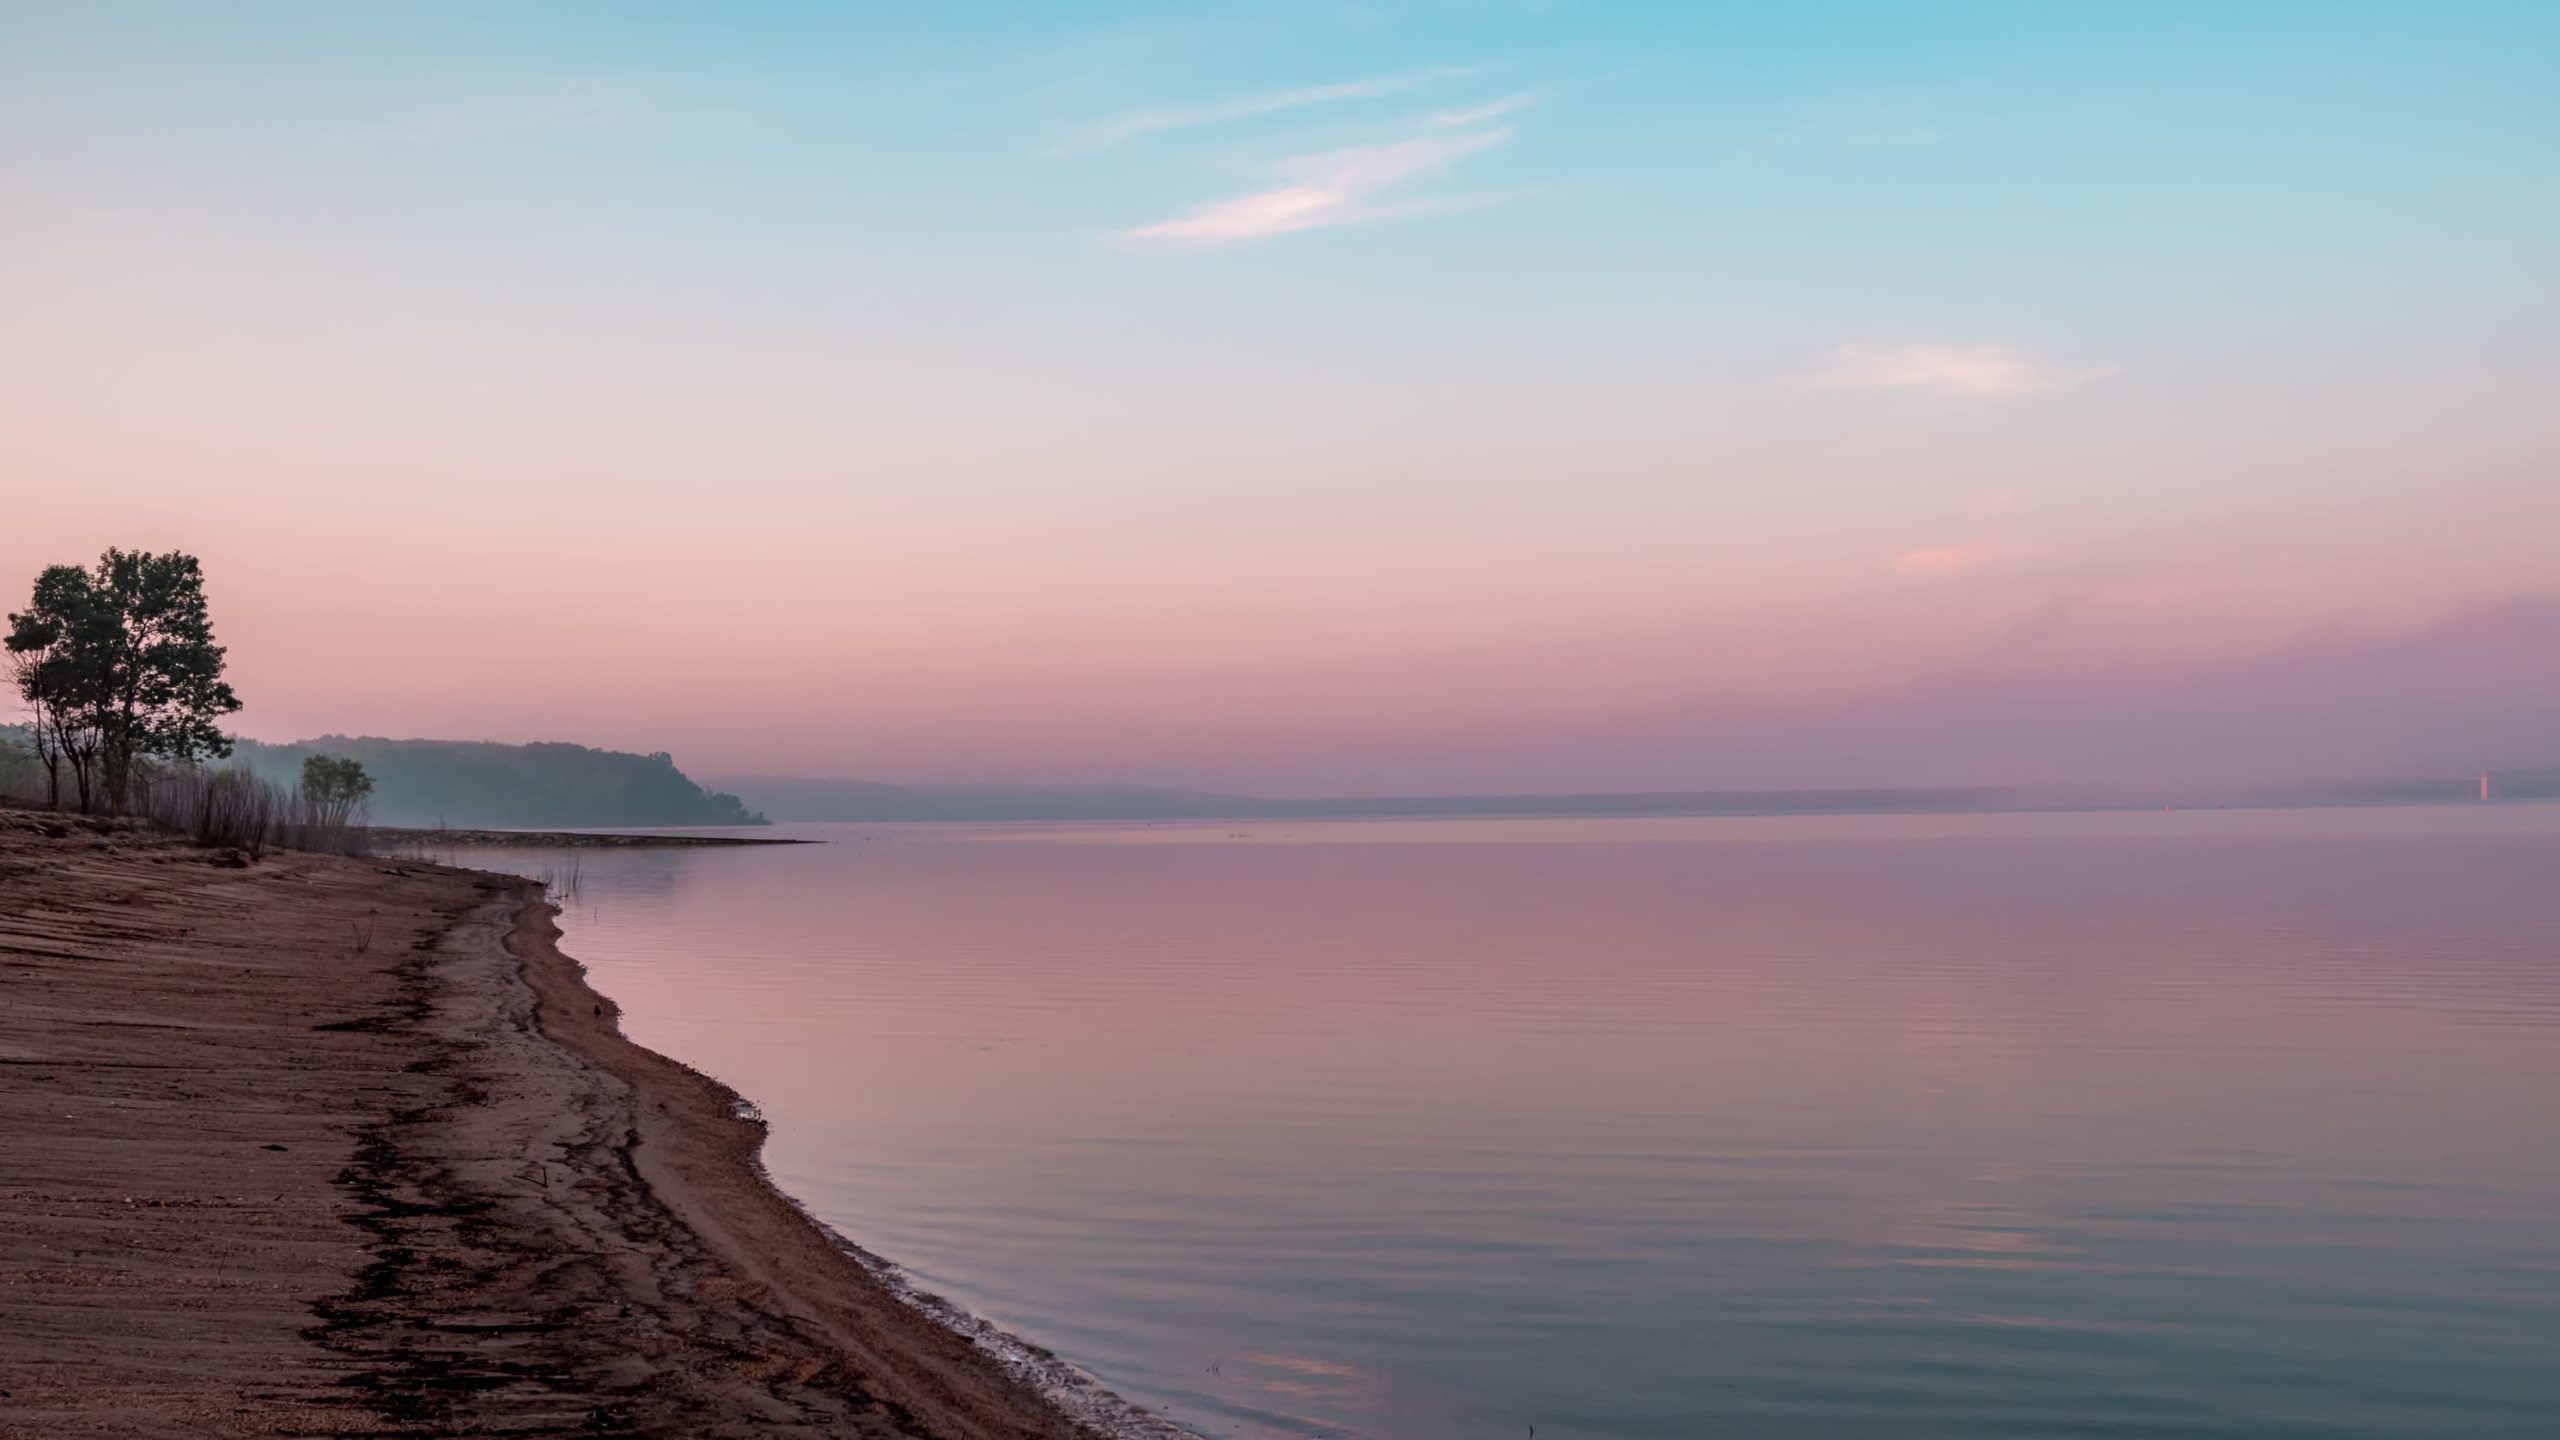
5;550;242;813
299;753;375;829
91;550;240;810
5;566;110;810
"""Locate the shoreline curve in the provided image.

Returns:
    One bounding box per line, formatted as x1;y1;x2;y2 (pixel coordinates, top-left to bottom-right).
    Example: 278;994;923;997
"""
0;812;1177;1438
504;890;1196;1440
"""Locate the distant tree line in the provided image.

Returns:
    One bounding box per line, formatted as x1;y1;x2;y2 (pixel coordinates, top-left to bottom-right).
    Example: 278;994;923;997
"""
225;735;767;828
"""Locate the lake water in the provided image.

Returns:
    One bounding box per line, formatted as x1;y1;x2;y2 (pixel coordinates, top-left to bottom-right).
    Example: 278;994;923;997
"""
461;807;2560;1439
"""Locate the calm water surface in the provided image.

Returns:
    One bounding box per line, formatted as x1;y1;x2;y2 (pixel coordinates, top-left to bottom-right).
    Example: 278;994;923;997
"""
467;808;2560;1439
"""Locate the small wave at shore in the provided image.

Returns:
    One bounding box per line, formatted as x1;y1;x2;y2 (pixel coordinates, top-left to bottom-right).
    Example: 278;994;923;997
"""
752;1158;1203;1440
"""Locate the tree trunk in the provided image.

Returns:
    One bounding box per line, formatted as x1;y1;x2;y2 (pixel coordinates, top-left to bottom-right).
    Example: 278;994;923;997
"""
34;716;62;811
68;746;94;814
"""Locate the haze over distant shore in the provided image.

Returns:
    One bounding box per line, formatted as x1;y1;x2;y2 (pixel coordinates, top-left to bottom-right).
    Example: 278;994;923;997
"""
710;769;2560;825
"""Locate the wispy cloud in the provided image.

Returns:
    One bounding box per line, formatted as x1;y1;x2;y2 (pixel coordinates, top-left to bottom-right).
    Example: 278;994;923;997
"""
1053;67;1468;155
1426;92;1536;129
336;78;754;147
1786;341;2115;401
1124;127;1514;243
1894;541;2007;577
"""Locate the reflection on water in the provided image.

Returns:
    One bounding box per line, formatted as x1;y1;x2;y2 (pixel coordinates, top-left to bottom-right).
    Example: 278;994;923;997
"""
459;807;2560;1439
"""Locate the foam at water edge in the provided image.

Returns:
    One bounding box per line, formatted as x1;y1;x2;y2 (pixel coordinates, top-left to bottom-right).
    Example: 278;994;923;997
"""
751;1153;1203;1440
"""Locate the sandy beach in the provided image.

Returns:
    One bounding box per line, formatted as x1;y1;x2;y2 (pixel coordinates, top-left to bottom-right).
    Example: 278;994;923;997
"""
0;809;1104;1439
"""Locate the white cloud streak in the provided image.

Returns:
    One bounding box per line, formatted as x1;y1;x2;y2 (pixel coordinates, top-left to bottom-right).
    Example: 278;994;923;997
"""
1426;92;1536;129
1054;67;1469;154
1123;127;1513;243
1785;341;2115;401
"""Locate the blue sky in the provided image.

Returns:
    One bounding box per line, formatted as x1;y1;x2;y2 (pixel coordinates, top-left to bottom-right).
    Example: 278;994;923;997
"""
19;2;2554;325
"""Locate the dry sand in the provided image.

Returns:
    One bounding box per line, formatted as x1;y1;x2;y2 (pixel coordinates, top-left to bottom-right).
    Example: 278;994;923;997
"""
0;810;1109;1439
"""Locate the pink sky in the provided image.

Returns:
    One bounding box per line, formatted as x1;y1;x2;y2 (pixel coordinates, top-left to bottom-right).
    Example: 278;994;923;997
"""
8;7;2558;794
9;247;2555;791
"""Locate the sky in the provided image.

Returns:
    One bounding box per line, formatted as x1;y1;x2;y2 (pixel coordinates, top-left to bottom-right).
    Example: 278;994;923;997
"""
5;2;2557;795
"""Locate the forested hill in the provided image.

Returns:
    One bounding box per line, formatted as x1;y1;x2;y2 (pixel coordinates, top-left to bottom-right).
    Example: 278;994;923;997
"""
232;736;766;828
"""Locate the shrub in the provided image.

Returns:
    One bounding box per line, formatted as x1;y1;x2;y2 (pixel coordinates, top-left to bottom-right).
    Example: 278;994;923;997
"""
131;763;373;858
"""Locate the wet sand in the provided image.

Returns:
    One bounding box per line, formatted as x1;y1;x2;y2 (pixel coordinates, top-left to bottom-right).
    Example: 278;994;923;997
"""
363;826;810;849
0;809;1105;1439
